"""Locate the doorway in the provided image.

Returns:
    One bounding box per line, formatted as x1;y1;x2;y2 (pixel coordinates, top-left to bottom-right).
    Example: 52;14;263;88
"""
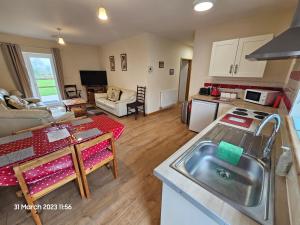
178;59;192;102
23;52;62;104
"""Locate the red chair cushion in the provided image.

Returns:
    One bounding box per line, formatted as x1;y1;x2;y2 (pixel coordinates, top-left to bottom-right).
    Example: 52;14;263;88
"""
28;167;75;195
83;148;113;170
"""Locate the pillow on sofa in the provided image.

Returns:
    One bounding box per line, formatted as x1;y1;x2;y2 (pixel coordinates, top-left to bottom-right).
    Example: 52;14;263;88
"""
108;89;121;102
107;87;114;99
5;95;28;109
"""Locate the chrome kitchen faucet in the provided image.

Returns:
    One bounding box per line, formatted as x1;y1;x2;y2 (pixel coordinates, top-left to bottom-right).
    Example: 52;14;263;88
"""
254;114;281;160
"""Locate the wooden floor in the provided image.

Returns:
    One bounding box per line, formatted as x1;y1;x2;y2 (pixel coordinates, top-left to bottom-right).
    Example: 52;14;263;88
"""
0;106;195;225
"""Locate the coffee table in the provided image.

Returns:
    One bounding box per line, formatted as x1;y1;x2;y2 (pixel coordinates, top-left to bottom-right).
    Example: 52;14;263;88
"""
62;98;88;111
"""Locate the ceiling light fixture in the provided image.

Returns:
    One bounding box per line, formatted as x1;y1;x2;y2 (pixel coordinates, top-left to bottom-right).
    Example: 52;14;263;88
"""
193;0;215;12
98;7;108;20
57;28;66;45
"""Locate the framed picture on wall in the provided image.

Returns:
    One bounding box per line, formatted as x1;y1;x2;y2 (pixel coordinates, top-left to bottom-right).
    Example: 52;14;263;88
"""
169;69;174;75
109;56;115;71
120;53;127;71
159;61;164;68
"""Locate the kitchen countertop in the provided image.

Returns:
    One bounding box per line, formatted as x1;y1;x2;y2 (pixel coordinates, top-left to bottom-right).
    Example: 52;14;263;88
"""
191;94;278;114
154;102;290;225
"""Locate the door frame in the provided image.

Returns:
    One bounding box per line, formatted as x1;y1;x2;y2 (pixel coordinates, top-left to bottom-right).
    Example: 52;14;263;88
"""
22;52;62;104
178;58;192;102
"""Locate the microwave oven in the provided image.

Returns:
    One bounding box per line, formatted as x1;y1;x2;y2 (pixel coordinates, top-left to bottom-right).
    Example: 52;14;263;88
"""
244;89;280;106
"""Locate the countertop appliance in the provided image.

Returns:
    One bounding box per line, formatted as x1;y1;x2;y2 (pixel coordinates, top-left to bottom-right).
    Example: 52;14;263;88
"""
199;87;210;96
229;108;270;120
220;114;254;128
210;87;221;97
244;89;279;106
219;107;270;131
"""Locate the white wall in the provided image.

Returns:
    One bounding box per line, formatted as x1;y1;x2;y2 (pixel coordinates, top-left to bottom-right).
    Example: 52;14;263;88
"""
99;33;193;114
0;32;102;99
99;33;149;91
189;9;294;97
145;34;193;113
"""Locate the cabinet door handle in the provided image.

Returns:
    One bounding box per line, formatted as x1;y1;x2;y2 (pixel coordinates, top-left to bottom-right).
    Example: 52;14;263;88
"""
229;65;234;74
234;65;238;74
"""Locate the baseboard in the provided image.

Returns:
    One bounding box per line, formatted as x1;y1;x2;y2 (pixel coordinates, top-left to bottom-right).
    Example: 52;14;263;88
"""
146;105;177;116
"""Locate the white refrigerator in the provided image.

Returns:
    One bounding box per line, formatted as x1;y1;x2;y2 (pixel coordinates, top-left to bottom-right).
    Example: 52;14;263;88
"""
189;99;218;132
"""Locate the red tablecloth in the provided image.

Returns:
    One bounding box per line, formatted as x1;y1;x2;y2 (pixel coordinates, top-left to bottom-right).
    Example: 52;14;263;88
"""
0;115;125;186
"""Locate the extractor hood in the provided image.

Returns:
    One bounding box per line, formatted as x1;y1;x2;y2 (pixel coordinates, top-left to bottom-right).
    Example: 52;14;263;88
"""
246;0;300;61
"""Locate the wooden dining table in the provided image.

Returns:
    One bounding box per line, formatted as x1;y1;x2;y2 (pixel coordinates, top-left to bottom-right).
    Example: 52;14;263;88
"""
0;115;125;186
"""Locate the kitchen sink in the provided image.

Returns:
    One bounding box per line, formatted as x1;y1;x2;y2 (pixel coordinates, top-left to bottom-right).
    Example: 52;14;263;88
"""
170;124;274;225
183;142;264;207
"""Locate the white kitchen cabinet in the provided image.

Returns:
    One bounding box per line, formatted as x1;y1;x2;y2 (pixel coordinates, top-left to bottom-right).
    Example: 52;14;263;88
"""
208;39;239;77
234;34;273;77
217;103;234;118
189;100;218;132
160;184;221;225
208;34;273;78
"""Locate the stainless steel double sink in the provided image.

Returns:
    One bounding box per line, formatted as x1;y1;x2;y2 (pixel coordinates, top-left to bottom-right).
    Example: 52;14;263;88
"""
171;124;274;225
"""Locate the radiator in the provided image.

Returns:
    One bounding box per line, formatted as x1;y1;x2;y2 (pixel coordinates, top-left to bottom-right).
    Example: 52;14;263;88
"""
160;89;178;108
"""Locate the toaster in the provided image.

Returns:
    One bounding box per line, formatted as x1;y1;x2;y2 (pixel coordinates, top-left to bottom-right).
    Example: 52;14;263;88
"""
199;87;211;96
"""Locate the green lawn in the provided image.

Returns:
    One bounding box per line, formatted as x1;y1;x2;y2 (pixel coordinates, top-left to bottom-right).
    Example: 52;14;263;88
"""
36;79;58;96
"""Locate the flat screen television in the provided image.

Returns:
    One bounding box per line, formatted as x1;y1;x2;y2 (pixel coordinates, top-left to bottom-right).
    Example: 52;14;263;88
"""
79;70;107;86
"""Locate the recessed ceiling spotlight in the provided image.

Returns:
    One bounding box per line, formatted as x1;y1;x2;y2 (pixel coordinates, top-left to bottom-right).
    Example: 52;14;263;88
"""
98;7;108;20
193;0;215;12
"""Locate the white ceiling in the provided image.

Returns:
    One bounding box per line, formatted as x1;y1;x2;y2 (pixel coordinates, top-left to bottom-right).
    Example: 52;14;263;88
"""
0;0;297;46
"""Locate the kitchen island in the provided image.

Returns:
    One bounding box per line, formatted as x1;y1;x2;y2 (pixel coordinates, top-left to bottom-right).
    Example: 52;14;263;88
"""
154;104;290;225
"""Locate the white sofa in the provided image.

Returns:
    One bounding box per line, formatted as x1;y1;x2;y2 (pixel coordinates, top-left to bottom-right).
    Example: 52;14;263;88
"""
0;88;74;137
95;87;136;117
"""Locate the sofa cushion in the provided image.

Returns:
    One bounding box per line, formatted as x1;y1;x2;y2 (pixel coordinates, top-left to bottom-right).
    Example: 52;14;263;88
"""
108;89;121;102
96;98;116;109
120;90;135;101
0;94;6;106
0;88;9;96
5;95;29;109
0;103;7;111
24;97;41;104
28;102;48;110
107;87;114;99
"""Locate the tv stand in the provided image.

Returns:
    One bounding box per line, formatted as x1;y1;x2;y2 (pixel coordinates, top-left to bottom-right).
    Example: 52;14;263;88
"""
86;86;107;105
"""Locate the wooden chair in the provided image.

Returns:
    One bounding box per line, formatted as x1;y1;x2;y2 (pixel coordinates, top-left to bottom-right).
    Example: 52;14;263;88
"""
64;85;81;99
75;132;118;198
127;86;146;120
13;146;85;225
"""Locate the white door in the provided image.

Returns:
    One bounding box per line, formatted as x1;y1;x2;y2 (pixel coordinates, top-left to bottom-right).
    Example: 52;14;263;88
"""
189;100;218;132
233;34;273;78
23;52;62;105
208;39;239;77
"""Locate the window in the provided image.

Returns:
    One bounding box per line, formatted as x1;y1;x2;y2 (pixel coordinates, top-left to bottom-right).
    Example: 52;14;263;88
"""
23;52;61;104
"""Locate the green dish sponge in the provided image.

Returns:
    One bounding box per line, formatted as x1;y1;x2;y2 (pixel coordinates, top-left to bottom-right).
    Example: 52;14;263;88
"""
216;141;244;166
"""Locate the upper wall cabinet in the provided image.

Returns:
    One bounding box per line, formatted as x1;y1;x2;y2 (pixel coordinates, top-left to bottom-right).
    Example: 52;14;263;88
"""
208;39;239;77
208;34;273;78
